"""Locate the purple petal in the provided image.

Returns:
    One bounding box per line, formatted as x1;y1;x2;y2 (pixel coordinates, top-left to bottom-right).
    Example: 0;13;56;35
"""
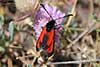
33;4;65;45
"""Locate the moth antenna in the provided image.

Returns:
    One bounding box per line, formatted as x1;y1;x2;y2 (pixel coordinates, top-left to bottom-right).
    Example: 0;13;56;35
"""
40;4;54;20
54;14;73;27
55;14;73;20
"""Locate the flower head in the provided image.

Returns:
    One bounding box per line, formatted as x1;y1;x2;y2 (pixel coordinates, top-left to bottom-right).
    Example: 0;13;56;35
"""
33;4;65;46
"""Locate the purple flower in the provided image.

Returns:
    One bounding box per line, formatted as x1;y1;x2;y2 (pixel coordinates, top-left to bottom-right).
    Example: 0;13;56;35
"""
33;4;65;46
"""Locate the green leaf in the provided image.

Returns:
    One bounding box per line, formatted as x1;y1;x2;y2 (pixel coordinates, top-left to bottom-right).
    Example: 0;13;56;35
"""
0;46;5;52
96;65;100;67
91;13;100;22
0;29;3;37
28;64;32;67
0;15;4;25
0;15;4;36
8;21;14;41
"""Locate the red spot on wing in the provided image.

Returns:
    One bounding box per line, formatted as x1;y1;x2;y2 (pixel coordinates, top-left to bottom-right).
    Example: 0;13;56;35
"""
36;27;55;56
47;29;55;53
36;27;46;50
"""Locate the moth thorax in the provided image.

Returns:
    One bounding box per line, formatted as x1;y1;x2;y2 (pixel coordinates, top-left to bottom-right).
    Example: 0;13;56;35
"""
46;20;55;32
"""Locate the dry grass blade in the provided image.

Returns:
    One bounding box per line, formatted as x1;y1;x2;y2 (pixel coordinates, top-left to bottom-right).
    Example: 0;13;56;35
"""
64;0;77;30
67;22;95;48
66;0;95;49
31;0;41;16
7;58;13;67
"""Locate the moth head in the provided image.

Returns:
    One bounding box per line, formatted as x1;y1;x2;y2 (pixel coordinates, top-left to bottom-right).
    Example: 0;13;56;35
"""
46;20;55;32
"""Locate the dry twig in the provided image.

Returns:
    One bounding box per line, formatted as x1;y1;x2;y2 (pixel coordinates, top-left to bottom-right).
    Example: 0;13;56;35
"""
67;22;95;48
47;59;100;65
64;0;77;30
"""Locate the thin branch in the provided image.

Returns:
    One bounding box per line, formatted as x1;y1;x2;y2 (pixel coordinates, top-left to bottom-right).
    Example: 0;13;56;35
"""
67;22;95;48
14;13;31;22
9;45;22;49
47;59;100;65
67;27;100;32
16;55;33;59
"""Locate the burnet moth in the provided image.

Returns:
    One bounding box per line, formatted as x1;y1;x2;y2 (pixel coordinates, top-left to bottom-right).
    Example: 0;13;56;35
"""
36;4;73;61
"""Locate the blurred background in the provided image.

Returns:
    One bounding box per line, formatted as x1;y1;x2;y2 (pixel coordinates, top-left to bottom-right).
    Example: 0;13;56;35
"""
0;0;100;67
